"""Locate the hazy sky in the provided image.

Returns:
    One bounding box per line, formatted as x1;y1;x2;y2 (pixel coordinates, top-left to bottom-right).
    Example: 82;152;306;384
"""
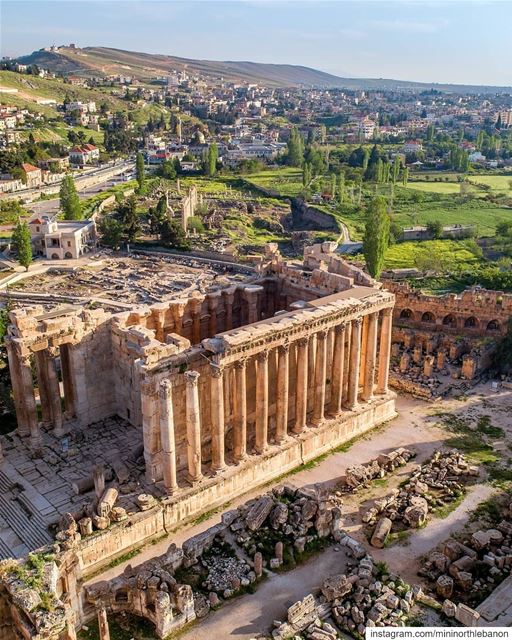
2;0;512;86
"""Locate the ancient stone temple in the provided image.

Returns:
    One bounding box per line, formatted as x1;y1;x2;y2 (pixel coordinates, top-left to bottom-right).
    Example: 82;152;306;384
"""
0;242;397;640
5;243;395;492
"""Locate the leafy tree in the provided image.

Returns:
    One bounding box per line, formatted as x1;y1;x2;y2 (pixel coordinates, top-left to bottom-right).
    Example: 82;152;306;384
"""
392;156;401;183
12;220;32;270
59;175;82;220
160;219;190;250
136;152;145;192
98;216;123;249
159;159;177;180
303;162;311;187
118;196;140;243
286;127;304;167
363;196;390;279
426;220;443;239
402;167;409;187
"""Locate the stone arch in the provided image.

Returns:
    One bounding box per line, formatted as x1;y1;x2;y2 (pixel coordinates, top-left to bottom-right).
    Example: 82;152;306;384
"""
443;314;457;328
487;319;500;331
64;252;73;259
464;316;478;328
399;308;414;319
421;311;436;324
51;253;59;260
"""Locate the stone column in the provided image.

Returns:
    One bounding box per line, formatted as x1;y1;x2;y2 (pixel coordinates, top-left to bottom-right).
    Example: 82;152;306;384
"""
97;607;110;640
222;286;236;332
243;285;264;325
210;362;226;472
189;294;204;344
307;333;316;414
159;380;178;493
293;337;308;434
347;318;362;410
207;292;221;337
171;301;187;336
19;355;41;449
185;371;202;483
377;308;393;394
312;330;328;426
342;321;352;404
363;313;379;401
330;323;346;415
275;343;290;444
59;344;76;418
359;314;369;386
45;350;64;437
255;351;269;454
233;359;247;462
35;349;52;427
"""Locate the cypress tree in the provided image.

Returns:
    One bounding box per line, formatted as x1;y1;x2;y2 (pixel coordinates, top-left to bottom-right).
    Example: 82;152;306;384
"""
59;175;82;220
363;196;391;279
12;220;33;270
136;152;145;192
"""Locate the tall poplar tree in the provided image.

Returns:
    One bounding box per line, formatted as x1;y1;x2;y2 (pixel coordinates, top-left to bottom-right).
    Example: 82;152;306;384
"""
12;220;33;270
59;175;82;220
363;196;390;279
136;152;145;192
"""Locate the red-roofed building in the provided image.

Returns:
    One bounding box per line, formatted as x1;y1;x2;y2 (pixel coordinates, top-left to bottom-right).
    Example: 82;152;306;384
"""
21;163;42;188
69;144;99;166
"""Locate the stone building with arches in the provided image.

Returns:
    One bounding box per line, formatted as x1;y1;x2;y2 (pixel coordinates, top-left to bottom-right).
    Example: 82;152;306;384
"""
28;214;98;260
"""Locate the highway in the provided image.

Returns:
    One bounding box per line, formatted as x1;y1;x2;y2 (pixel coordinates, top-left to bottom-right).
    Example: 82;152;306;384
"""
25;160;134;217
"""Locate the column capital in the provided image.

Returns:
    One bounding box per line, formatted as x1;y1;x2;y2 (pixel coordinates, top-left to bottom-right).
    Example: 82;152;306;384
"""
353;317;363;327
159;379;173;397
184;370;200;387
382;307;393;318
316;329;328;341
297;336;309;348
210;362;224;378
278;342;290;355
256;350;269;363
234;358;247;370
334;323;346;335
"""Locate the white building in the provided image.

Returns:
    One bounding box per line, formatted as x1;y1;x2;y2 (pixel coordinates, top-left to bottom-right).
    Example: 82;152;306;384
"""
28;214;98;259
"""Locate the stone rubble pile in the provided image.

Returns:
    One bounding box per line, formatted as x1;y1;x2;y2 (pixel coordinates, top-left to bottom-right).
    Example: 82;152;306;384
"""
344;448;415;492
419;501;512;611
365;450;478;548
272;534;419;640
227;484;344;566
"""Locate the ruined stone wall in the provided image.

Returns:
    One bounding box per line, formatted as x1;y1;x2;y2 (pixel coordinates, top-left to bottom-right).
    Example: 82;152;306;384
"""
387;281;512;336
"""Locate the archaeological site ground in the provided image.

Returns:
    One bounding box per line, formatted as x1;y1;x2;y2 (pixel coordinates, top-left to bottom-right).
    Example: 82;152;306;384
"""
0;240;511;640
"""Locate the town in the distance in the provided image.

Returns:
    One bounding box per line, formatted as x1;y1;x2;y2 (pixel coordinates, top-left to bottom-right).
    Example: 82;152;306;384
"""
0;39;512;640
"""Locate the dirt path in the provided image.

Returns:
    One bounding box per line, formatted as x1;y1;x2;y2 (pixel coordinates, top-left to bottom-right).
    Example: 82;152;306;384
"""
180;546;349;640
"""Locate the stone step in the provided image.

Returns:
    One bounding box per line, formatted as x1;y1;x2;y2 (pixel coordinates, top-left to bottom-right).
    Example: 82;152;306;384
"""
0;471;52;554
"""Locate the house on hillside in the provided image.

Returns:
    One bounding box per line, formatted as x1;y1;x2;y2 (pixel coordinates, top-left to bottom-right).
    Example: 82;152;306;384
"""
68;144;99;166
28;214;98;260
21;163;42;188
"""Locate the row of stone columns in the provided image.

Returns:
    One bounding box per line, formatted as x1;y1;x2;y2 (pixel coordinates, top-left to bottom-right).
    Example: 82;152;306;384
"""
153;285;263;346
157;307;393;494
6;340;79;450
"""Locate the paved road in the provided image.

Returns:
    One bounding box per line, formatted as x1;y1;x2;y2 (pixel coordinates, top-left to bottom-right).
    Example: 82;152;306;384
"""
27;161;134;216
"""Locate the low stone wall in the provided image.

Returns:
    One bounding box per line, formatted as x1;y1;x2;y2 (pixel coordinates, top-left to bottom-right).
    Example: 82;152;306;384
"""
77;394;396;575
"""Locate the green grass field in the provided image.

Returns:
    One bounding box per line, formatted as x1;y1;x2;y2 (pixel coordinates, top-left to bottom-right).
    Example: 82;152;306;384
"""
404;181;466;195
382;239;480;270
245;168;304;197
468;175;512;192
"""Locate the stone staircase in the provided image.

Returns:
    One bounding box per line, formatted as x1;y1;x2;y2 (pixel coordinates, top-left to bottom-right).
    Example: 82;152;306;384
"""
0;469;53;558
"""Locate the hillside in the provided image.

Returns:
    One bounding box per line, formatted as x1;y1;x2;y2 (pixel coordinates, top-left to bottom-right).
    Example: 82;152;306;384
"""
17;46;512;93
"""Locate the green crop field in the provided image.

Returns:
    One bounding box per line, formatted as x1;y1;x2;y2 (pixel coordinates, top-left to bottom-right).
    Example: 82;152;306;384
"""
382;239;481;270
468;175;512;192
245;168;304;197
404;181;467;195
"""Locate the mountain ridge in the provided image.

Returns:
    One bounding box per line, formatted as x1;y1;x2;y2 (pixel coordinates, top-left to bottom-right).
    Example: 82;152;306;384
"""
16;46;512;94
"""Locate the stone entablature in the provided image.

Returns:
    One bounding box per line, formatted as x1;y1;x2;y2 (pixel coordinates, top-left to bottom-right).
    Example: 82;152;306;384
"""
387;281;512;336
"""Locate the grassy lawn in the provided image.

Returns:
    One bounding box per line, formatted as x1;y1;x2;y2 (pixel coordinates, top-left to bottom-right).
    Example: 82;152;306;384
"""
245;167;304;197
382;239;481;270
468;174;512;193
404;181;467;195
